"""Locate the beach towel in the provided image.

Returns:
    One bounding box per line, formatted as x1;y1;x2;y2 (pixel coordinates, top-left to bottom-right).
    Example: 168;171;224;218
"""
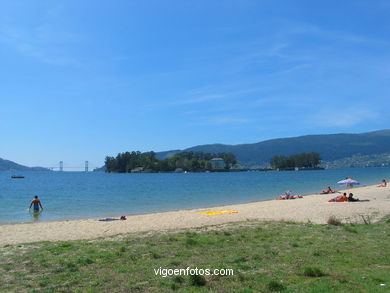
98;216;127;221
200;210;238;215
98;218;120;221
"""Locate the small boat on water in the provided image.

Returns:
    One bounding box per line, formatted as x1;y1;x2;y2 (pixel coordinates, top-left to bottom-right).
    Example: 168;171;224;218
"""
11;175;25;179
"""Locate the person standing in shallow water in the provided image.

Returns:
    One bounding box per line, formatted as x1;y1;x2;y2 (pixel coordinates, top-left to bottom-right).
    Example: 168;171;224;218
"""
29;195;43;212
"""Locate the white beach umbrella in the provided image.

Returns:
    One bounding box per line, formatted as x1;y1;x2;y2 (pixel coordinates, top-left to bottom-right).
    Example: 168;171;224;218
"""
337;178;359;185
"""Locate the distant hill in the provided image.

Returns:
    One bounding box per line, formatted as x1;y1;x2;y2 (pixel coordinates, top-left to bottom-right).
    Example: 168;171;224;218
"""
0;158;50;171
156;130;390;167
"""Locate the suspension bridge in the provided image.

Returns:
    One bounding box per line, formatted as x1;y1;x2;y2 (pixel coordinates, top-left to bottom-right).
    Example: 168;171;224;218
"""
46;161;101;172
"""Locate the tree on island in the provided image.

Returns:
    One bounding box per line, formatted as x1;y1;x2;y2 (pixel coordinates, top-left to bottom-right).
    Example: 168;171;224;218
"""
105;151;237;173
270;152;321;169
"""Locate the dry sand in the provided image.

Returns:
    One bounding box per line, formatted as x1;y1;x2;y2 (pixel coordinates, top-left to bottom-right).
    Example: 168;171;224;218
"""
1;184;389;247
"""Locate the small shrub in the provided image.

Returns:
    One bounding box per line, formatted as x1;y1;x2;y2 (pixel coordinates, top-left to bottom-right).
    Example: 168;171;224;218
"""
327;216;342;226
189;274;207;286
267;280;286;291
303;267;325;277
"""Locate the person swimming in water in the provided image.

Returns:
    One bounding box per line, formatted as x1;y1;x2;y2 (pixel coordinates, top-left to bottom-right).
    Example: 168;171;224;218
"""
29;195;43;212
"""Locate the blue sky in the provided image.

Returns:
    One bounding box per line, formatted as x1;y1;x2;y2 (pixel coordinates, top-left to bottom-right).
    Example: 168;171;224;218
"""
1;0;389;169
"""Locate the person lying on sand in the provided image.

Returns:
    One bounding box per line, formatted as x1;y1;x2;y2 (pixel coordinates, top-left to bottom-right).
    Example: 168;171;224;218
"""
277;190;303;200
328;193;348;202
321;186;337;194
347;193;359;202
377;179;387;187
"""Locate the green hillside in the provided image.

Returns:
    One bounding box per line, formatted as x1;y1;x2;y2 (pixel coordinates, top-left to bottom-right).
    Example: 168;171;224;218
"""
156;130;390;167
0;158;49;171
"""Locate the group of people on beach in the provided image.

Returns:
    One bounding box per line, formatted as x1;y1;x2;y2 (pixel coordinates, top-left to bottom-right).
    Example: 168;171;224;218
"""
323;178;387;203
328;192;359;202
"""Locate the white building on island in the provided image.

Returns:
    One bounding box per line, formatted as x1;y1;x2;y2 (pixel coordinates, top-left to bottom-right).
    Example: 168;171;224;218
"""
210;158;225;169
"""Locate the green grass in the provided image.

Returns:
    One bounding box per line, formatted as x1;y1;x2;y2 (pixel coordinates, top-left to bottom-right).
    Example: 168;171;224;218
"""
1;219;389;292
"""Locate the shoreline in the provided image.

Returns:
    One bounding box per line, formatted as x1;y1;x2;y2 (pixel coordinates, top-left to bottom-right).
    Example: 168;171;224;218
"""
0;188;330;226
0;184;389;247
0;184;376;226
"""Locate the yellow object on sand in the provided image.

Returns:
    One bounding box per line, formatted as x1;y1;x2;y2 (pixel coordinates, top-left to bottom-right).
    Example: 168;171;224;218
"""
200;210;238;215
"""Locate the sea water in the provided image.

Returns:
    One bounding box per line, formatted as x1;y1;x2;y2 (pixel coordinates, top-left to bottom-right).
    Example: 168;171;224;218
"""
0;167;389;223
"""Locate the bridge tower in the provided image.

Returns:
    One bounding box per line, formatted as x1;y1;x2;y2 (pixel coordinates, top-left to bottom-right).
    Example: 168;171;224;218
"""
59;161;63;172
85;161;89;172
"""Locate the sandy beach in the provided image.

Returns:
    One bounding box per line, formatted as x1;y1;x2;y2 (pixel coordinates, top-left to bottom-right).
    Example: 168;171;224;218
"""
1;184;389;247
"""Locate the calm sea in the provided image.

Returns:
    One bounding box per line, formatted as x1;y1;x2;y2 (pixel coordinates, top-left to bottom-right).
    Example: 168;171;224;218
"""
1;167;389;223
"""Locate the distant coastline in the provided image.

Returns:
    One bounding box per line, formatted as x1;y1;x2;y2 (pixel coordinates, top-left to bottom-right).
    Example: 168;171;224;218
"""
2;129;390;171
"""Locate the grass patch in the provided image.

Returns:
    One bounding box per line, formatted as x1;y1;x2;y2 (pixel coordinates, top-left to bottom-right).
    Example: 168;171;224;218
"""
267;280;286;291
343;225;358;233
0;219;389;292
303;266;326;277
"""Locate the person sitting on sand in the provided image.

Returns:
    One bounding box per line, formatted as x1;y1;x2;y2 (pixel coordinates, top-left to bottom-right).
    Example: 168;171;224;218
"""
377;179;387;187
29;195;43;212
321;186;337;194
347;193;359;202
284;190;291;199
